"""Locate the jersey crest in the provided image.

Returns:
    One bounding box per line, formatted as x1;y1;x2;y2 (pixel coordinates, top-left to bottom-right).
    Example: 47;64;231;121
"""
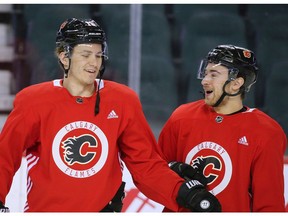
52;121;109;178
186;141;232;195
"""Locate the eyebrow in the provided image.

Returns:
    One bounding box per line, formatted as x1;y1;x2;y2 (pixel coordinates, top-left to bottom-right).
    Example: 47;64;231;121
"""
210;69;221;73
205;69;222;74
77;50;103;55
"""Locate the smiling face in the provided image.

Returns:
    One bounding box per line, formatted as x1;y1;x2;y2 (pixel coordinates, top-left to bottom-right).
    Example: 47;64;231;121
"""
70;44;103;85
200;62;245;114
59;43;103;86
58;43;104;97
201;63;230;106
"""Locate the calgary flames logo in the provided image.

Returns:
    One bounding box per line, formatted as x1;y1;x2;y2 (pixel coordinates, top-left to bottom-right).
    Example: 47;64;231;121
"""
191;156;222;186
52;121;108;178
62;134;98;165
186;141;232;195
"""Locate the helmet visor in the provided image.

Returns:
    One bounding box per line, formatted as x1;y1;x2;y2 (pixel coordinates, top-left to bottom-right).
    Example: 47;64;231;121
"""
197;59;209;79
102;41;108;60
197;59;239;81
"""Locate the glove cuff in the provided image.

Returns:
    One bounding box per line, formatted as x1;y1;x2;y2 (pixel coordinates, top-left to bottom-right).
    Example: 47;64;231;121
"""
0;201;9;213
176;179;204;207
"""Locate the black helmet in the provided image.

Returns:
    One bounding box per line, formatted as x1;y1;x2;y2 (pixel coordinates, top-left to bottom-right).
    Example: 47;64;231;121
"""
56;18;108;59
198;45;258;92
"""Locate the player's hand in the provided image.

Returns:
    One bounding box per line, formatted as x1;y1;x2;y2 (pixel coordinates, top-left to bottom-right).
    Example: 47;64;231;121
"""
176;179;221;212
169;161;207;185
0;201;10;213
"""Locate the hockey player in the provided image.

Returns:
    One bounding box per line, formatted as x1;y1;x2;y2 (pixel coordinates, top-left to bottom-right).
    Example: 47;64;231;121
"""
0;18;221;212
158;45;287;212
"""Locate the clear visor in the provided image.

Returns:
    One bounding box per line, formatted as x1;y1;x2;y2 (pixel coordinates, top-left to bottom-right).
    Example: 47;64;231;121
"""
78;42;109;60
197;59;239;81
64;41;109;60
197;59;209;79
102;41;109;60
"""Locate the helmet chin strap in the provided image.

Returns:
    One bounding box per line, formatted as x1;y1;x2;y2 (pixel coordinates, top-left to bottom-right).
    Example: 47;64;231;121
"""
94;59;105;116
212;80;243;107
59;48;72;78
58;58;71;78
64;59;71;78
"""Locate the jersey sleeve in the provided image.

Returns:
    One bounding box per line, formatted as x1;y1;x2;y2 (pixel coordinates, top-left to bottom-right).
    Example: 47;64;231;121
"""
0;92;40;203
118;92;184;211
158;117;179;162
250;125;287;212
158;104;187;164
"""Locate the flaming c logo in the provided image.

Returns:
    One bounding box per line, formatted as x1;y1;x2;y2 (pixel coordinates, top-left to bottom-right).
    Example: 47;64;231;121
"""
52;121;109;178
62;134;98;165
185;141;232;195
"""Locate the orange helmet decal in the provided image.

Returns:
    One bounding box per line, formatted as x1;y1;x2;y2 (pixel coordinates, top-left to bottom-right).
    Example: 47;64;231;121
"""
243;50;251;58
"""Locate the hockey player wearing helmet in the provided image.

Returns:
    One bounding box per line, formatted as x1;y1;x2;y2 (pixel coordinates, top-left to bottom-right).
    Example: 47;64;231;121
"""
158;45;287;212
0;18;221;212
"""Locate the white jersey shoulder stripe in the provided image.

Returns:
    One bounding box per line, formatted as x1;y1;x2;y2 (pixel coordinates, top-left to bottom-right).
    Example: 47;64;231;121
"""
53;79;62;87
244;108;256;113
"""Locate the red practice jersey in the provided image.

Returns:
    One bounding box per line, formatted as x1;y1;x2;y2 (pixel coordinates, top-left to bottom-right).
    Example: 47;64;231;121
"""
158;100;287;212
0;79;183;212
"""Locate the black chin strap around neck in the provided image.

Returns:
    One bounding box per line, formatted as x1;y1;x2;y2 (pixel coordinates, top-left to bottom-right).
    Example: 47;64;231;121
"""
94;77;102;116
94;60;105;116
58;58;71;78
64;59;70;78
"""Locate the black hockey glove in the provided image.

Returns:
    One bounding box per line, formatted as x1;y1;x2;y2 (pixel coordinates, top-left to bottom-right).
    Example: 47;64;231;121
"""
176;180;221;212
101;182;126;212
169;161;207;185
0;201;9;213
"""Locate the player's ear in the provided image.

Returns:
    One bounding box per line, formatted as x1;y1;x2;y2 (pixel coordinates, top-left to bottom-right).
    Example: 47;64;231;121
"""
232;77;245;91
58;52;69;69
